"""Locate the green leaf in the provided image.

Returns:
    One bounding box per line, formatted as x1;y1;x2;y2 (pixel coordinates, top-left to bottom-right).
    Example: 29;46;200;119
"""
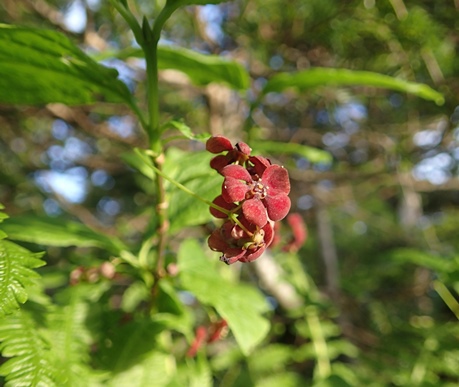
263;68;445;105
0;240;45;317
255;372;304;387
252;140;332;164
0;204;8;239
163;148;221;234
248;344;294;375
1;215;126;254
152;280;193;338
0;304;64;386
46;285;103;386
167;0;230;7
178;239;271;355
158;45;249;89
107;350;175;387
387;248;454;274
108;45;249;90
0;24;133;105
166;121;211;142
98;319;175;387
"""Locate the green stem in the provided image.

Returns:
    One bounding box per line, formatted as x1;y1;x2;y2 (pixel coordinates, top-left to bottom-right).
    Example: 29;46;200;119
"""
109;0;144;46
306;307;331;381
144;43;160;150
433;280;459;320
143;3;181;151
152;154;168;284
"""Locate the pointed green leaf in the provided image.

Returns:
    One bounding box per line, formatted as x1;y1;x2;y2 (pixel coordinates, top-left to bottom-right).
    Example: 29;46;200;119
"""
0;240;45;317
167;0;230;7
1;215;126;254
387;248;454;274
158;45;249;90
0;24;133;105
263;68;444;105
252;140;332;164
167;121;211;142
106;45;249;90
178;239;270;355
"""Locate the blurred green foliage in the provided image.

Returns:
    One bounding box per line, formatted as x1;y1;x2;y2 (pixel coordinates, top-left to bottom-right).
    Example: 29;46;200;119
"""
1;0;459;385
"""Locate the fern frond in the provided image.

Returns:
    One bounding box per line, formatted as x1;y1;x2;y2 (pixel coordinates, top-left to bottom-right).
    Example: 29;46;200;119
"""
46;285;105;386
0;302;64;386
0;240;45;317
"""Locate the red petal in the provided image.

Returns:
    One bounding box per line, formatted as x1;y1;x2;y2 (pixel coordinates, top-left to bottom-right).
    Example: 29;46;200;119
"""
242;198;268;227
210;155;231;172
248;156;271;177
208;230;229;252
210;195;235;218
206;136;234;153
221;165;252;182
220;249;246;265
263;165;290;195
222;177;249;203
235;142;251;155
264;194;291;221
240;245;266;262
262;220;275;247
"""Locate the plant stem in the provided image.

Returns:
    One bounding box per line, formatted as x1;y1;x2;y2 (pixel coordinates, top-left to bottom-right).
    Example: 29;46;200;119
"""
306;307;331;381
109;0;144;46
144;41;160;151
433;280;459;320
152;153;168;283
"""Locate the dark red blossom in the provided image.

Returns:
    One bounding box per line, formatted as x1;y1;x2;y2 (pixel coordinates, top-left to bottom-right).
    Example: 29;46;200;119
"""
221;164;291;226
206;135;292;264
208;218;275;264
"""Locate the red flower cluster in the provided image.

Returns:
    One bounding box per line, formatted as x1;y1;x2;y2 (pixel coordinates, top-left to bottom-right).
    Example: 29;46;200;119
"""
206;135;291;264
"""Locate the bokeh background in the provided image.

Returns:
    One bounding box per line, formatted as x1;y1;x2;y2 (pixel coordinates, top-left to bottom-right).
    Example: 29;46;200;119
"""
1;0;459;385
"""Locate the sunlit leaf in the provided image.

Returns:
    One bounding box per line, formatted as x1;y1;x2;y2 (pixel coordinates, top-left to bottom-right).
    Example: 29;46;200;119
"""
0;240;45;317
178;239;270;355
108;45;249;90
167;121;211;142
1;215;126;254
163;148;221;233
252;140;332;164
158;45;249;89
167;0;229;7
387;248;454;274
263;68;445;105
0;24;133;105
0;304;64;386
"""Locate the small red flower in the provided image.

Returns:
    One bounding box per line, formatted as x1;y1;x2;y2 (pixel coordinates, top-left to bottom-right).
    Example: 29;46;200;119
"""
208;218;275;264
206;135;291;264
221;164;291;226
